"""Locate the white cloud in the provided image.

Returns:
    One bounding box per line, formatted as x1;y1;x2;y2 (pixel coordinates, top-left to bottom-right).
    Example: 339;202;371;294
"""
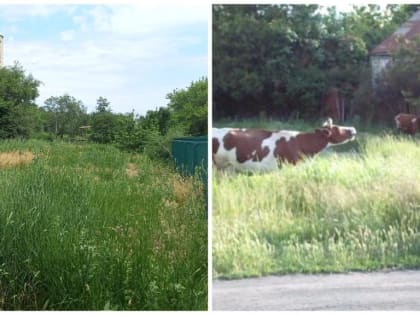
0;4;77;21
60;30;75;41
0;3;208;36
63;3;208;35
0;3;207;114
4;34;206;113
73;15;89;32
108;3;208;35
88;6;112;32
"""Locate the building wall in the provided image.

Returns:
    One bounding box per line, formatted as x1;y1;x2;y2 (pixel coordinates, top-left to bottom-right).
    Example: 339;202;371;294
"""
370;55;392;88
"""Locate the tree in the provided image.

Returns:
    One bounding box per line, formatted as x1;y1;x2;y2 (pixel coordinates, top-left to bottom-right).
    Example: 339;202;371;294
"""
213;5;324;118
42;94;88;138
166;78;207;135
90;97;118;144
212;4;416;121
0;62;41;138
96;96;111;113
114;112;139;151
138;107;172;136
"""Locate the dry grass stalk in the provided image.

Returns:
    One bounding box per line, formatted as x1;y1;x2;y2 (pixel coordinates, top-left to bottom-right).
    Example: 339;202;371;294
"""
126;163;138;178
0;151;34;169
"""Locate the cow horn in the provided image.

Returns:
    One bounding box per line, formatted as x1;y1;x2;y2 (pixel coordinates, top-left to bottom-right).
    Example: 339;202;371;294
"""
323;117;333;128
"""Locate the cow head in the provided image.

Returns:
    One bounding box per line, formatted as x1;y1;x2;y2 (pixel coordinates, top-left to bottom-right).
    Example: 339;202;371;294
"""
412;117;419;132
319;118;357;145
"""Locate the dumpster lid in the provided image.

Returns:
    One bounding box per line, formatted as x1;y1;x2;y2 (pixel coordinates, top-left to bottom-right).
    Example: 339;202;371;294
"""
172;135;208;142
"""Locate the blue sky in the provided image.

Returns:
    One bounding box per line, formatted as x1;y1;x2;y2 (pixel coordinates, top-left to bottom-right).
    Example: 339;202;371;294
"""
0;3;208;114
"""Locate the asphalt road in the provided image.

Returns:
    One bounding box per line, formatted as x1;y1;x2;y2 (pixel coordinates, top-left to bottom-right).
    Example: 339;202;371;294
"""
213;270;420;311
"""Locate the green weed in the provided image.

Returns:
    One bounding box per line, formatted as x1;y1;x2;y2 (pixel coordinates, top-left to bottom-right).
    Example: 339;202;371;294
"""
0;140;207;310
213;130;420;279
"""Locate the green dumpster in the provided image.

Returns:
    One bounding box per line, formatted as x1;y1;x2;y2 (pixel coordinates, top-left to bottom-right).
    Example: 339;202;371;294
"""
172;135;208;210
171;135;207;184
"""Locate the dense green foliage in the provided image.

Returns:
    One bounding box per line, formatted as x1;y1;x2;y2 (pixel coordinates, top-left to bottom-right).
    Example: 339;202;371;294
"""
213;119;420;279
213;4;419;121
0;63;41;138
42;94;89;139
167;78;208;136
90;97;119;144
0;140;207;310
111;78;208;158
0;63;207;157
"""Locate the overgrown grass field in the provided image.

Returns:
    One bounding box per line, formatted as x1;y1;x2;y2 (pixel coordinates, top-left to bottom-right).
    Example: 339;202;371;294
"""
213;120;420;279
0;140;207;310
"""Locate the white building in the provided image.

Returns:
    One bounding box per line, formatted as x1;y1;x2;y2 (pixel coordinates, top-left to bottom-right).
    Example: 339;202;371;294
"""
370;10;420;87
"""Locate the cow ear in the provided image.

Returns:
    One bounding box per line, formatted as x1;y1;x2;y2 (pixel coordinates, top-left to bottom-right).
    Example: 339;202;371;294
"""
316;128;332;138
322;117;333;128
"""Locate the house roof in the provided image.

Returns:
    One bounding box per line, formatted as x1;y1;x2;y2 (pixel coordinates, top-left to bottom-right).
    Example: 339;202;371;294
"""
371;9;420;56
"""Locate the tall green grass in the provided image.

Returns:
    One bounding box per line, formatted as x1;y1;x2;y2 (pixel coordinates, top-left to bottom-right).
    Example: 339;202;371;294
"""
0;140;207;310
213;133;420;279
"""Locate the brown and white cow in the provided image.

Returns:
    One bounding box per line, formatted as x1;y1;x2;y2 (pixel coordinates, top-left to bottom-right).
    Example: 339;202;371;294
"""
395;113;420;135
212;118;356;172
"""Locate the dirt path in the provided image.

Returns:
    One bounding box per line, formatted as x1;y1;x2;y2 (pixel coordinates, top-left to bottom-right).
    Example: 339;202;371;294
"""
213;270;420;310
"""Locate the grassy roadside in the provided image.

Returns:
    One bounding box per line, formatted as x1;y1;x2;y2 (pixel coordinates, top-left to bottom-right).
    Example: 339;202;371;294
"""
213;126;420;279
0;139;207;310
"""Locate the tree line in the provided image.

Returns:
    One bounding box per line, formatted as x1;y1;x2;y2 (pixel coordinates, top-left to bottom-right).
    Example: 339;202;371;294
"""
0;63;207;159
213;4;420;123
